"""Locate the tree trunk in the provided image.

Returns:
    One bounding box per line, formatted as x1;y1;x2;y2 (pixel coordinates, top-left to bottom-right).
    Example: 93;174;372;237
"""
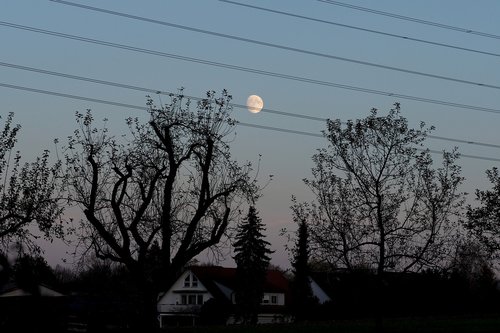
128;267;160;332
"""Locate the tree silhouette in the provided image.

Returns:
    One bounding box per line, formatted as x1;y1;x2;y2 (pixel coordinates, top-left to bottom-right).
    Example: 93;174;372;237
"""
466;167;500;254
234;206;273;324
290;214;315;320
293;104;464;275
61;90;259;327
0;113;63;252
293;104;466;331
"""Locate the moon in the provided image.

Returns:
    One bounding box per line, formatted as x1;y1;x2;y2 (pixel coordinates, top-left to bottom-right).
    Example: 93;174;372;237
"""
246;95;264;114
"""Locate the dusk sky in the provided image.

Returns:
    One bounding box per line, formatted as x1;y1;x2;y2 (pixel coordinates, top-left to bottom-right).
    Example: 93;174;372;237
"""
1;0;499;269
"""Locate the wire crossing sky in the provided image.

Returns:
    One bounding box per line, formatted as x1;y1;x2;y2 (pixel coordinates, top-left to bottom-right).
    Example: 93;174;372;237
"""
219;0;500;58
1;23;500;114
1;60;499;150
2;78;500;155
317;0;500;39
40;2;500;90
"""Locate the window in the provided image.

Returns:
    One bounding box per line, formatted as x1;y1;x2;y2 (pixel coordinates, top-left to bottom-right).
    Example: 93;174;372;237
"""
179;294;204;306
183;273;199;288
262;295;270;304
271;295;277;304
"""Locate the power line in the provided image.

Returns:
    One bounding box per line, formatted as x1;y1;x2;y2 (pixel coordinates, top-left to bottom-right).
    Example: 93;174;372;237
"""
238;122;500;163
239;122;323;138
425;135;500;149
1;24;499;115
0;82;146;110
1;81;499;162
0;61;327;121
42;2;500;90
1;60;500;150
0;61;164;95
317;0;500;40
219;0;500;58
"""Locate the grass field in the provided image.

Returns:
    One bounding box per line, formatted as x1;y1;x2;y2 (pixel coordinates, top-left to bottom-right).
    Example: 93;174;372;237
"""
162;315;500;333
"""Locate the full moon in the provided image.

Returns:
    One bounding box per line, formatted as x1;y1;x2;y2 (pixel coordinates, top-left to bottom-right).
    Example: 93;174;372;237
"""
246;95;264;114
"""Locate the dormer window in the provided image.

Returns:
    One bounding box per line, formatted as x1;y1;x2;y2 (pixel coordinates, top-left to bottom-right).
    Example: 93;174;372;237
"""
183;273;199;288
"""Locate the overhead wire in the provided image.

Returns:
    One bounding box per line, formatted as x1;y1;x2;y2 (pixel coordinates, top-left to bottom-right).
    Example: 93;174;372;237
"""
1;60;500;149
0;82;146;111
1;24;500;115
40;2;500;90
238;123;500;162
239;122;500;163
219;0;500;58
1;81;499;162
317;0;500;40
2;4;498;156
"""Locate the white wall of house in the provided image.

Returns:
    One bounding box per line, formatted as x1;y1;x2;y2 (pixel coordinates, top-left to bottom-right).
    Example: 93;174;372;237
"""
157;270;212;313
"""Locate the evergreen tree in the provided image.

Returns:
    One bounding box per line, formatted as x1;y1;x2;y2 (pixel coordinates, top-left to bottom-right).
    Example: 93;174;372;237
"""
234;206;273;324
291;220;315;320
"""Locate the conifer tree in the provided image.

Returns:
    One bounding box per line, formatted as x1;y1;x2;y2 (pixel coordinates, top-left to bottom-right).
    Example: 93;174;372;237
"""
234;206;273;324
291;220;315;320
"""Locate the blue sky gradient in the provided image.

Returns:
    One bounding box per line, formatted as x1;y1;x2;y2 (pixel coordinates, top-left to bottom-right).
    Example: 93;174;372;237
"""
1;0;499;269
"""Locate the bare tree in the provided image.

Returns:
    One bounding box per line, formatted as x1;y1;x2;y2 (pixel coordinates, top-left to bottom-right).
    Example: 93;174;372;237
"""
62;90;259;324
293;104;464;275
0;113;63;251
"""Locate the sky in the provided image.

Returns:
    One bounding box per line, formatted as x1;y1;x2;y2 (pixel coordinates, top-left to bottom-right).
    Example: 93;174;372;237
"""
1;0;499;270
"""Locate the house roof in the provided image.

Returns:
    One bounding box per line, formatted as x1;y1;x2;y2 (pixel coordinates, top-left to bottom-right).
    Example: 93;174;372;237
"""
190;266;289;292
0;281;65;297
188;266;291;305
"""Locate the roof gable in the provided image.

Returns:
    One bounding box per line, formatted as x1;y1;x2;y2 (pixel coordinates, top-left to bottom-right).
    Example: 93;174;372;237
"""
163;266;291;305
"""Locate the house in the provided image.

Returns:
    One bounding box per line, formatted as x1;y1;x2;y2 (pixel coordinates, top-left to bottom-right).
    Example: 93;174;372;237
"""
0;281;67;331
157;266;292;328
0;281;65;297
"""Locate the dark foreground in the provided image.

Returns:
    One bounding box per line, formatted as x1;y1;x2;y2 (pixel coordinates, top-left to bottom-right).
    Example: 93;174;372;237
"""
3;315;500;332
161;315;500;333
